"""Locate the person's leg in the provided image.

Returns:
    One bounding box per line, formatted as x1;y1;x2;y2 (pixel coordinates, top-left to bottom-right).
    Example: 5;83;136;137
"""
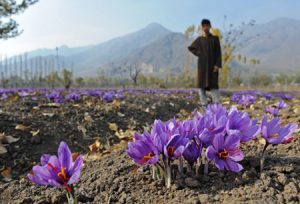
210;89;221;104
199;88;208;106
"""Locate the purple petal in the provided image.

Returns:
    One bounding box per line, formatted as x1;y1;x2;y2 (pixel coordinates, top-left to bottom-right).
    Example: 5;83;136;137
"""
41;154;51;166
212;134;225;151
228;149;244;161
173;146;185;158
32;166;52;180
69;155;83;175
206;146;217;161
58;142;72;170
27;173;48;186
224;134;240;149
48;179;63;187
226;159;243;172
68;169;81;184
215;157;226;171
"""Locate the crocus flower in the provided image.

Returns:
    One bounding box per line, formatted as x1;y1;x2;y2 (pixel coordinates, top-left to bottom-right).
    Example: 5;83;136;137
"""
260;115;298;172
18;91;29;97
183;140;202;166
198;113;227;146
263;92;274;100
206;134;244;172
127;134;160;166
238;94;256;106
226;108;260;142
28;142;83;203
163;134;188;160
150;120;173;152
276;92;293;100
102;91;115;103
275;100;288;109
66;93;81;102
265;106;279;116
205;103;227;121
261;115;298;145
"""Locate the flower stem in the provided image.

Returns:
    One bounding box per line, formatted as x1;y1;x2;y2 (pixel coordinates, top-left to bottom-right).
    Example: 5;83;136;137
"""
178;156;184;176
260;143;269;172
203;158;208;175
163;157;171;188
66;192;76;204
152;165;156;180
187;163;192;173
196;157;201;176
202;150;208;175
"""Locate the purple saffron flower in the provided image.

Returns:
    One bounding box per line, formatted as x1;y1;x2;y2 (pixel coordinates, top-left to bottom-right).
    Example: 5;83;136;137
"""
263;92;274;100
102;91;115;103
163;134;188;160
275;101;288;109
179;119;197;139
45;91;63;103
66;92;81;102
27;142;83;192
226;108;260;142
276;93;293;100
261;115;298;145
265;106;279;116
183;140;202;166
206;134;244;172
18;91;29;97
127;134;159;166
239;94;256;106
198;113;227;146
206;103;227;120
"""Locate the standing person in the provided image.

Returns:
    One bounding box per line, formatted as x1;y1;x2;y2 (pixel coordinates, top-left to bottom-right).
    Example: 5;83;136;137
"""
188;19;222;106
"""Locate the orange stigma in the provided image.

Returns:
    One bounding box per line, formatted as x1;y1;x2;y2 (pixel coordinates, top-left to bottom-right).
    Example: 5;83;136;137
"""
271;133;279;137
139;152;154;165
218;149;229;159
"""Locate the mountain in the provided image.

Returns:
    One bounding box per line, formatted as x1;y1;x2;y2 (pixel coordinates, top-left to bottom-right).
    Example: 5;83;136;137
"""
26;45;93;58
121;32;187;73
69;22;172;75
236;17;300;74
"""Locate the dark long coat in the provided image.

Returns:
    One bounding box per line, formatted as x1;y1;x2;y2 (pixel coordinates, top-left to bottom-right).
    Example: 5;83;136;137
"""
188;33;222;90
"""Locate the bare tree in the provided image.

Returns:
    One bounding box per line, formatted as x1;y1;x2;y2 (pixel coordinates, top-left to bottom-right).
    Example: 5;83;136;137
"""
128;63;142;86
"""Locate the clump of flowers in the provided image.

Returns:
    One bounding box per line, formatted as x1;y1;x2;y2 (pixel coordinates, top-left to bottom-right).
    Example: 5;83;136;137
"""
259;115;297;171
28;142;83;204
127;103;298;188
265;100;288;117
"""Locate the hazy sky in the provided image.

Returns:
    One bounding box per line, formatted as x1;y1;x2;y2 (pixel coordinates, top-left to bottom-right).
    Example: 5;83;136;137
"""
1;0;299;56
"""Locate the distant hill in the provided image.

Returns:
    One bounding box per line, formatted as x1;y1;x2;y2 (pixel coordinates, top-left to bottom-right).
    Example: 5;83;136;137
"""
236;17;300;74
3;18;300;77
69;22;173;76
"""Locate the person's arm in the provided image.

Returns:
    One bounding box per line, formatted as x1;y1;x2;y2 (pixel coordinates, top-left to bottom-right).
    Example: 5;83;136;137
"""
188;37;201;57
215;37;222;69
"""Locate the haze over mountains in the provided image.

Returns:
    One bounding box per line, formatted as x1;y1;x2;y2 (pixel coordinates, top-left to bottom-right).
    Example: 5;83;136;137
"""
5;17;300;77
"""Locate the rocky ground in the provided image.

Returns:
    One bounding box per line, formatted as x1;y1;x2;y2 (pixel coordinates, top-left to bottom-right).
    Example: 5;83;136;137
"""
0;90;299;204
